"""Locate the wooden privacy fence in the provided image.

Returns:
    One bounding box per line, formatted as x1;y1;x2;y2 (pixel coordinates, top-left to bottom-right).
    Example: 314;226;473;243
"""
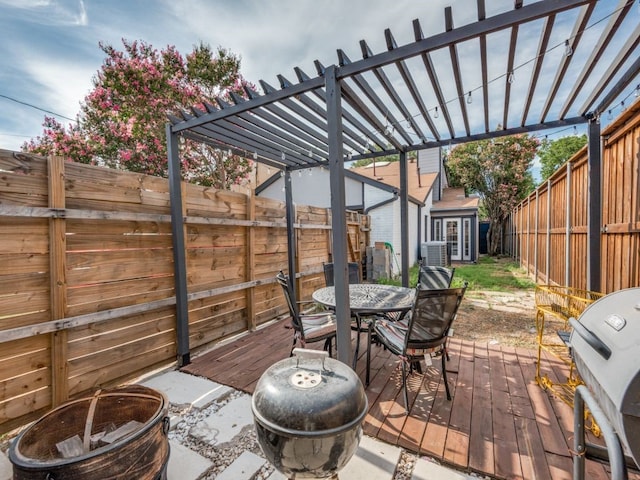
507;100;640;292
0;150;368;434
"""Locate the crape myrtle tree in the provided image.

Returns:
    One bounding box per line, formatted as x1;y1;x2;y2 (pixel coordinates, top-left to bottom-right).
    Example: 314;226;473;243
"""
24;40;253;189
446;135;538;256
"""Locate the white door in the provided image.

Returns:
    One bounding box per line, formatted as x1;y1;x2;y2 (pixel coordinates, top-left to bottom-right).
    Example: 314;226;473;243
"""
463;218;471;261
445;219;461;261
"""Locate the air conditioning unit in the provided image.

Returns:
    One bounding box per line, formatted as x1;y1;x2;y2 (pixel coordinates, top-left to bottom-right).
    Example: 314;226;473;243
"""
421;241;447;267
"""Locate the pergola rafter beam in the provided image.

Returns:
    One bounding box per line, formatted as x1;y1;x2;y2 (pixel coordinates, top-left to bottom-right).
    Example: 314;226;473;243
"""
579;30;640;115
445;7;471;137
280;73;365;153
385;28;440;142
477;0;490;133
360;39;429;144
593;54;640;117
538;2;596;123
413;19;455;139
336;49;413;145
503;23;519;129
340;81;404;150
336;0;592;80
521;13;555;126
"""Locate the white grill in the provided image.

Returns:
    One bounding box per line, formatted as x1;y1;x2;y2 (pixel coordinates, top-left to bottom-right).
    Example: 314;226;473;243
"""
569;287;640;469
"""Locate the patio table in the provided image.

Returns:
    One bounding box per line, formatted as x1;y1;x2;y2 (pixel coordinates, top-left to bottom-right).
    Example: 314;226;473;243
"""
312;283;415;385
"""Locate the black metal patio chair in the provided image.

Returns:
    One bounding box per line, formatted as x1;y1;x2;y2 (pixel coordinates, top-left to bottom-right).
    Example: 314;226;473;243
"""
322;262;361;286
418;265;455;290
276;271;337;356
373;283;467;414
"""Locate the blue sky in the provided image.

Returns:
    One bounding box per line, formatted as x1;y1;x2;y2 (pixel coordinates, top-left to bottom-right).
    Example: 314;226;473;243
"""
0;0;636;154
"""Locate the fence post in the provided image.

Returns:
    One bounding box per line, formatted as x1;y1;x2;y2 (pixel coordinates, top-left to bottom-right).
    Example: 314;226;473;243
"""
246;194;256;331
546;179;552;284
48;156;69;405
565;162;572;287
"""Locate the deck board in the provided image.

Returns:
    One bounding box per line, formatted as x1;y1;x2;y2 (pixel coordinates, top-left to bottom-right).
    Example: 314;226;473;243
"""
181;319;640;480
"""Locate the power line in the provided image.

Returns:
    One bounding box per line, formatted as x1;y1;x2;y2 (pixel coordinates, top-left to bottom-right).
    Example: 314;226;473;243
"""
0;93;75;122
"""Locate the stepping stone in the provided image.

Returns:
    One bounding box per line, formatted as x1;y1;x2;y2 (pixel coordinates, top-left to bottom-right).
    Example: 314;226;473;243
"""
340;434;401;479
412;456;473;479
167;441;213;480
0;450;11;480
190;394;253;445
216;451;265;480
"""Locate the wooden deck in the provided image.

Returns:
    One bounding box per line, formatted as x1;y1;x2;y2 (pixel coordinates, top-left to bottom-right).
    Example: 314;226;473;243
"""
182;319;637;480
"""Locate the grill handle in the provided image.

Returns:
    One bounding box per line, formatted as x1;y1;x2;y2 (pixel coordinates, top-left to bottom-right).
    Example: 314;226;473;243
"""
569;317;612;360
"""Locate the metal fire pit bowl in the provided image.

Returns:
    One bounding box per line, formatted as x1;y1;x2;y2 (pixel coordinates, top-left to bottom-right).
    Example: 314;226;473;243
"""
252;348;368;479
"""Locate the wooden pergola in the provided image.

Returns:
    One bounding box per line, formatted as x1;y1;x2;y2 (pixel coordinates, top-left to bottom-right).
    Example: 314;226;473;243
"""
167;0;640;366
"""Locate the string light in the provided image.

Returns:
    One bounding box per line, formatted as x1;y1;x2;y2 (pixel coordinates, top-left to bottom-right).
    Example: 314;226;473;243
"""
621;100;626;111
564;39;573;57
253;151;258;160
434;106;439;118
466;91;472;104
607;110;613;120
281;152;286;161
507;71;515;84
635;85;639;98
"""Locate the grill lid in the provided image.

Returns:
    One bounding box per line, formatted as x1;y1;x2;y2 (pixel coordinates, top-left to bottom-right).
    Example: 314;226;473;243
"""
570;287;640;467
252;349;367;437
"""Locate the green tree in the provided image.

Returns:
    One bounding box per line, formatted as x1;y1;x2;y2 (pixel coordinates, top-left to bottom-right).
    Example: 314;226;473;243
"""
446;135;538;255
538;134;587;180
24;40;253;189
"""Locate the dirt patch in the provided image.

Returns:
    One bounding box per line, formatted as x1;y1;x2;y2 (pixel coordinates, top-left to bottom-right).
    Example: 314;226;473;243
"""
453;289;563;349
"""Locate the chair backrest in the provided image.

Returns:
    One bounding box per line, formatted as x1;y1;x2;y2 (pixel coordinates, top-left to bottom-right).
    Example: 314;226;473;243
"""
405;284;467;351
418;266;455;290
323;262;361;287
276;271;302;332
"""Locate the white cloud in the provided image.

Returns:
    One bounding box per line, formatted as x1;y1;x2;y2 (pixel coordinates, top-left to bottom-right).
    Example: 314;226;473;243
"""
0;0;88;26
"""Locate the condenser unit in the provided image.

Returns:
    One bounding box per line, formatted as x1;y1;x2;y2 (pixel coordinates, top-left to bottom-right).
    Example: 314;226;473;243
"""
421;241;447;267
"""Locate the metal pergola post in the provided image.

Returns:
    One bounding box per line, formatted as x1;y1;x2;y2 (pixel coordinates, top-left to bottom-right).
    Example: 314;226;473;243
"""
166;126;191;367
284;167;298;298
399;151;409;287
326;65;351;365
587;115;601;292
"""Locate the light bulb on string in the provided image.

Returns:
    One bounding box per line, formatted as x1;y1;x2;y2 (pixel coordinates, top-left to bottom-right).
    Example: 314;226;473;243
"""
635;85;639;98
621;100;626;111
564;40;573;57
281;152;286;161
607;110;613;120
434;106;439;118
507;71;515;84
253;151;258;160
573;126;577;135
466;91;472;104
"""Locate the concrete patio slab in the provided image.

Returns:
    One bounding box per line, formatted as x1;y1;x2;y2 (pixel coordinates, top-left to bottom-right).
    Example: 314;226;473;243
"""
141;370;233;409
